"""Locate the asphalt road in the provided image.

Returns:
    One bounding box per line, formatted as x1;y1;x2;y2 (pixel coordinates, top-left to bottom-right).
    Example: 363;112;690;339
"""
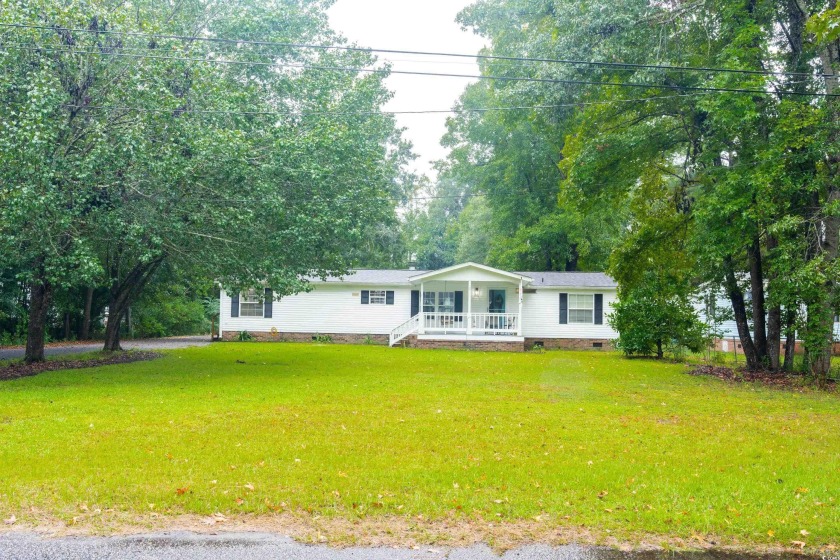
0;336;210;361
0;533;806;560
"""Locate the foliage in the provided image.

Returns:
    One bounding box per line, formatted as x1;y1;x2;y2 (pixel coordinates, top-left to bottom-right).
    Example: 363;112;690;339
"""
443;0;840;377
610;272;710;359
0;344;838;546
131;287;209;339
0;0;411;357
313;333;333;343
237;331;253;342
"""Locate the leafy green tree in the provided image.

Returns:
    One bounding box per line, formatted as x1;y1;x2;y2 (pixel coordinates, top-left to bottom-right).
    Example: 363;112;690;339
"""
1;0;410;359
610;272;709;359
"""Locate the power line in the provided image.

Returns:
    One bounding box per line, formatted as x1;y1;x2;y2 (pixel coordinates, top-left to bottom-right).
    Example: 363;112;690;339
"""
0;92;718;119
1;43;832;98
0;21;826;79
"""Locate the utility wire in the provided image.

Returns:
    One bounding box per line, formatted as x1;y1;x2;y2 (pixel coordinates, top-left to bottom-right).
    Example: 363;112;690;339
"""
0;90;717;119
0;21;827;79
1;43;831;98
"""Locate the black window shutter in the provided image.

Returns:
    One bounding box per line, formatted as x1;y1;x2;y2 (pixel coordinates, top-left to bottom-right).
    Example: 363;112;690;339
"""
386;290;395;305
454;291;464;313
361;290;369;304
594;294;603;324
411;290;420;316
559;293;568;324
264;288;273;318
231;293;240;318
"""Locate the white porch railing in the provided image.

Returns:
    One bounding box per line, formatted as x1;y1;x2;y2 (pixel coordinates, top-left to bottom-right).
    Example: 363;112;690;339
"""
389;314;420;346
422;312;466;332
468;312;519;334
389;313;522;346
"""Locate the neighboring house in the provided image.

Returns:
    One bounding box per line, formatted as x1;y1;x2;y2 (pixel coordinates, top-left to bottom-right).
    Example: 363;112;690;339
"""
695;290;840;353
219;262;618;352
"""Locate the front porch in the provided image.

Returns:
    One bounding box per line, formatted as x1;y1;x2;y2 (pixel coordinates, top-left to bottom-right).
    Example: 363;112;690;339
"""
419;312;520;336
389;263;533;346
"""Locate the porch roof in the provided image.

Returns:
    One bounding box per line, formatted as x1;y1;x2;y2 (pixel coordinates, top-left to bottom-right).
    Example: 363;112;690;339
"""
409;262;533;285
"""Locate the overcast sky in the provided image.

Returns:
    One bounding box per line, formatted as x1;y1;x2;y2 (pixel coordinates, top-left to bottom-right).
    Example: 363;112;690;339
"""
328;0;486;178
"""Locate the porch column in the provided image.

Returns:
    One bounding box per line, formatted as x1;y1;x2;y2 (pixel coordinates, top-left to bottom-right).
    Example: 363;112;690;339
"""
419;282;425;334
517;278;523;336
467;280;473;335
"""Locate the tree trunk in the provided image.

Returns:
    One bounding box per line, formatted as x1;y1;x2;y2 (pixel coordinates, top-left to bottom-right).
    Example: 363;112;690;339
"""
747;238;768;366
103;304;124;352
565;244;579;272
656;339;663;359
805;303;834;384
102;257;164;352
724;261;760;370
24;280;52;364
809;14;840;381
764;236;782;370
783;307;797;372
63;312;71;340
79;286;94;340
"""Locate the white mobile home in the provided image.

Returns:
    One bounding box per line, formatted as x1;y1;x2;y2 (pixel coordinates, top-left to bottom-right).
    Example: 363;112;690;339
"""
219;262;618;351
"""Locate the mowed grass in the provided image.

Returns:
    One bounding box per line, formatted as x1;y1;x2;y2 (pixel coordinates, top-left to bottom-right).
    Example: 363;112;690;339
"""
0;343;838;546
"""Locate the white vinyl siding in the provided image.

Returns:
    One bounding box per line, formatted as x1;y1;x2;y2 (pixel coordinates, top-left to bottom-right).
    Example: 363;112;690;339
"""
221;284;412;335
568;294;594;324
240;289;264;317
521;288;617;339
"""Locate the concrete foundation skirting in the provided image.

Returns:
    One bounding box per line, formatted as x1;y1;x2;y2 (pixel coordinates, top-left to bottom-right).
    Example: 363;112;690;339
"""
223;331;615;352
411;337;524;352
524;338;613;351
220;331;389;345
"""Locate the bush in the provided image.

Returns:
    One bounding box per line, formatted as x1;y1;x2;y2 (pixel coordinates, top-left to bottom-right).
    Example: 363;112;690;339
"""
610;273;710;359
131;284;209;338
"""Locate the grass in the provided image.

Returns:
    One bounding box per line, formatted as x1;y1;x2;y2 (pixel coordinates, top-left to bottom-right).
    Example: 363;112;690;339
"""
0;343;838;548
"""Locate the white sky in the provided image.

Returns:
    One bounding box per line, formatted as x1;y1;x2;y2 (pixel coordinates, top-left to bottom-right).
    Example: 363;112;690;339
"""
328;0;486;178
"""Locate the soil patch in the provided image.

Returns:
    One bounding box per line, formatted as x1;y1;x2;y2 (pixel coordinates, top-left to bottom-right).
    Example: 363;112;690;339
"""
1;511;833;556
688;364;837;392
0;351;161;381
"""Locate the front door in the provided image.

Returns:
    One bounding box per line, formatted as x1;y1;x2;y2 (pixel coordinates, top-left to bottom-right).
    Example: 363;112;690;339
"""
488;289;506;313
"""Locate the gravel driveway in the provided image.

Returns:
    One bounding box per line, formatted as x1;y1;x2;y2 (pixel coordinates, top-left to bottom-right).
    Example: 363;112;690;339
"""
0;532;779;560
0;336;210;361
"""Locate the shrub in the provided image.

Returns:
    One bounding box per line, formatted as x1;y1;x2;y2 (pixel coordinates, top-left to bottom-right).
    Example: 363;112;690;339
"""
610;272;710;359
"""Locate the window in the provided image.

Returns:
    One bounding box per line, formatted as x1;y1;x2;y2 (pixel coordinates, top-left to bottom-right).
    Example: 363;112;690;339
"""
438;291;455;313
369;290;387;305
568;293;594;323
240;289;264;317
423;291;436;313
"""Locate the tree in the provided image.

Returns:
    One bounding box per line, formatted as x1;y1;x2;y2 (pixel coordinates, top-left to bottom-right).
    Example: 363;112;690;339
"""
1;0;411;358
610;272;709;359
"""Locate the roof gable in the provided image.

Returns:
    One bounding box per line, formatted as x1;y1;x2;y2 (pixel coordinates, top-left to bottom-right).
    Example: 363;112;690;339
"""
409;262;533;284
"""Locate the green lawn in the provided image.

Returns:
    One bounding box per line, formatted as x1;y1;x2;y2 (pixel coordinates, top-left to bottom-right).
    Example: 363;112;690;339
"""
0;343;837;547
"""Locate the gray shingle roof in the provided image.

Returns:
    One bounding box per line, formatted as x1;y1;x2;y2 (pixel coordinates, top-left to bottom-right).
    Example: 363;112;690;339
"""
314;268;616;288
313;269;427;285
516;271;617;288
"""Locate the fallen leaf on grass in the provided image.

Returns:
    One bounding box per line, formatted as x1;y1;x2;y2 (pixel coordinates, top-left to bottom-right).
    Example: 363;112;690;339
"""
176;487;189;496
3;515;15;525
800;529;810;536
244;483;254;491
791;541;806;549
